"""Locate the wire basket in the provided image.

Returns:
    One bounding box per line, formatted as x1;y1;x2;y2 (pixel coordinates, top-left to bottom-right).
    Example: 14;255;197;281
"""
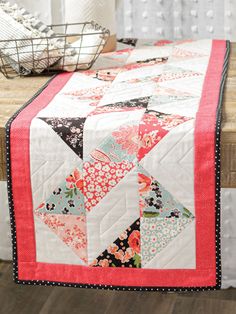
0;22;110;79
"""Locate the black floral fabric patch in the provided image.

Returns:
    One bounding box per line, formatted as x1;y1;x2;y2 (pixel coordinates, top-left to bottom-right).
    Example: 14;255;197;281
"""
117;38;138;47
104;97;150;109
40;117;86;159
91;219;141;268
136;57;168;64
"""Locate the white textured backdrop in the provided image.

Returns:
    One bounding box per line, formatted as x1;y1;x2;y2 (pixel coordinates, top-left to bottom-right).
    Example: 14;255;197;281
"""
8;0;236;40
116;0;236;41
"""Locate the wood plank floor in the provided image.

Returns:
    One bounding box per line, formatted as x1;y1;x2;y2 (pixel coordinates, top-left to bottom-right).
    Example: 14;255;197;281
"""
1;262;236;314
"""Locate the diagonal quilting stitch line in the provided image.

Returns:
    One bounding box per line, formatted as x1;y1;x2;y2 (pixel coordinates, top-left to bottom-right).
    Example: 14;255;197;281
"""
31;160;66;184
138;164;194;214
155;131;194;181
34;215;86;263
178;166;193;180
86;162;135;212
156;124;194;165
32;162;77;202
88;69;126;113
99;191;128;238
159;220;195;269
157;146;194;181
152;142;194;176
177;146;194;165
96;81;156;107
154;166;193;200
31;160;48;177
31;160;59;192
176;163;193;180
144;219;195;268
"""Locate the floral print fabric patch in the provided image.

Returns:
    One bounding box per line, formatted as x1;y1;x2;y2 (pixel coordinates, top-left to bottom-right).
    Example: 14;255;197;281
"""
91;219;141;268
40;117;86;159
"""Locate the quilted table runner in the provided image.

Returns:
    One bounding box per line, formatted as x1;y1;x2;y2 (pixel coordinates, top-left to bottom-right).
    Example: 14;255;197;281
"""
6;39;229;291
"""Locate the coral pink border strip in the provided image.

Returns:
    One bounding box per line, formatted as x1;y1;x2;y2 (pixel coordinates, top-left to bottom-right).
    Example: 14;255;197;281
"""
194;40;226;273
11;40;226;287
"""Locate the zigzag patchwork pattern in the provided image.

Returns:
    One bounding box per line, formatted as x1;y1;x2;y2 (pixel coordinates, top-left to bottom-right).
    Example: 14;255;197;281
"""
35;40;203;267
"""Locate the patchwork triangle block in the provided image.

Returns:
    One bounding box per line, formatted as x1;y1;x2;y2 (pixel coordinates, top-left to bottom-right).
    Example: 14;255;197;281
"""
40;117;86;159
124;58;168;72
36;168;85;216
90;96;150;116
83;161;135;212
90;219;141;268
156;66;202;83
141;217;194;266
172;47;206;60
150;87;197;107
138;165;194;219
98;48;134;64
154;40;173;46
138;110;191;160
89;121;140;163
83;66;128;82
154;86;195;98
35;212;88;264
62;84;111;107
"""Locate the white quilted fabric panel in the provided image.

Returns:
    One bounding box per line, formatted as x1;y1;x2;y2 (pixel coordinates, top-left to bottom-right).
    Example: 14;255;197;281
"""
98;81;155;106
174;39;212;55
169;57;210;75
159;76;205;97
151;97;200;118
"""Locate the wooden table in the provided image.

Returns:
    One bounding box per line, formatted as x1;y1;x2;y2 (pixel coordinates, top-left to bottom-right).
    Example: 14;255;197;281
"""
0;43;236;186
221;43;236;187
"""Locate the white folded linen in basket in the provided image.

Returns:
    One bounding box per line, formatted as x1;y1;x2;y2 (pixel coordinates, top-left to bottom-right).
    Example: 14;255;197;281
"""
55;31;105;72
0;3;75;74
0;2;106;74
0;6;61;74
